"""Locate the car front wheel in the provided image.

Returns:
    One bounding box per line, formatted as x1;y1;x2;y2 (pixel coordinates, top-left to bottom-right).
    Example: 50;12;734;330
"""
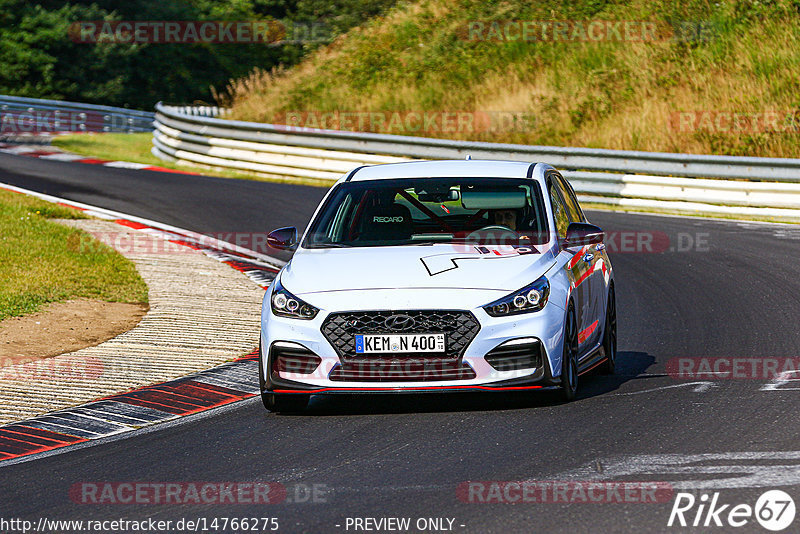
599;285;617;375
560;303;579;402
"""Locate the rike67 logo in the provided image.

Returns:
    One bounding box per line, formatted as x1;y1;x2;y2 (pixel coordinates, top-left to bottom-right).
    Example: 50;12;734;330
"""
668;490;796;531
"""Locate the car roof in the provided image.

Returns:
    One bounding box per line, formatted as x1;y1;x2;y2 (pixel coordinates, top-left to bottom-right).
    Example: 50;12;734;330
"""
346;160;541;182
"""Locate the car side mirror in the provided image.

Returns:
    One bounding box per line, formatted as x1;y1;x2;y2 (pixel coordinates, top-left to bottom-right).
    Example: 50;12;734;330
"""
267;227;298;251
563;222;604;248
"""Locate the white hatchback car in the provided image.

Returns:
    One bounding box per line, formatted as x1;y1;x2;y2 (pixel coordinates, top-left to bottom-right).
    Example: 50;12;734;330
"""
259;160;616;412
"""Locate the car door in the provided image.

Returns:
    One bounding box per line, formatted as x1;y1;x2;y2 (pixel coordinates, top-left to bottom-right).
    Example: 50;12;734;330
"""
546;173;594;356
556;173;605;350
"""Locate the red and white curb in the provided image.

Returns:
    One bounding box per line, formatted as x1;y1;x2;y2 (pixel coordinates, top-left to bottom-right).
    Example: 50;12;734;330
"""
0;350;260;463
0;182;283;463
0;142;199;175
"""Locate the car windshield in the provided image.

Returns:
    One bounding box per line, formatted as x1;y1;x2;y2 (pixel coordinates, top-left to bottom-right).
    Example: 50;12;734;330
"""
303;177;550;249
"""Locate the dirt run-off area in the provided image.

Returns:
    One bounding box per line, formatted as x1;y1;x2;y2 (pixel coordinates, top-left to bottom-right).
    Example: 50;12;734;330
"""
0;299;148;364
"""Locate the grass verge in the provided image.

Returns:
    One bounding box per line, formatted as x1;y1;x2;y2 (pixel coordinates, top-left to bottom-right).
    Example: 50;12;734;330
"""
51;133;161;166
221;0;800;159
51;133;328;186
0;189;148;321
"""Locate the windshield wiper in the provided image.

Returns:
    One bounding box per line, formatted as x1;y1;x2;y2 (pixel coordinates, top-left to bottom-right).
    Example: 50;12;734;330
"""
307;243;353;249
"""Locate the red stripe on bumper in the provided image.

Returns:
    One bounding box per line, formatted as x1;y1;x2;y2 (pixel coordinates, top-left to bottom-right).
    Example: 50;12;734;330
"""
273;384;544;393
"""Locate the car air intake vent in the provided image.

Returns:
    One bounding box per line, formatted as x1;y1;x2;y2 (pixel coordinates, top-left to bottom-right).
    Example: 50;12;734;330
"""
329;359;477;382
271;343;322;375
321;310;480;362
485;339;543;371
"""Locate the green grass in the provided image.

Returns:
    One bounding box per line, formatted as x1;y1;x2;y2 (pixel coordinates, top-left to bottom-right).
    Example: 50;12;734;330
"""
0;190;148;321
221;0;800;158
52;133;163;166
51;133;329;187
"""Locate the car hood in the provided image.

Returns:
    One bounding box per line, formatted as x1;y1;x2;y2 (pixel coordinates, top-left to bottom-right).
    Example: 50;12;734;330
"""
281;243;557;296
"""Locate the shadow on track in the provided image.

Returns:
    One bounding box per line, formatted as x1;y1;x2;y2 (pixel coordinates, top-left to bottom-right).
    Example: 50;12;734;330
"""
268;351;657;416
576;350;663;400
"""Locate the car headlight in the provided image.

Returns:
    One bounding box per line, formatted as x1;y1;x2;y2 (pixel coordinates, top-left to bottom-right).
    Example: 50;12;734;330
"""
270;279;319;320
483;276;550;317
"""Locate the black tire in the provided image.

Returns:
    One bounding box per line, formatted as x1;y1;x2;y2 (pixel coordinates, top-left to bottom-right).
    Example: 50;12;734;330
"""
599;285;617;375
258;341;267;393
560;304;579;402
258;342;310;413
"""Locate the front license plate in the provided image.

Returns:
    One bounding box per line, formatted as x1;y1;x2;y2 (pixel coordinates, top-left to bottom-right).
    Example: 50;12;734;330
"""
355;333;446;354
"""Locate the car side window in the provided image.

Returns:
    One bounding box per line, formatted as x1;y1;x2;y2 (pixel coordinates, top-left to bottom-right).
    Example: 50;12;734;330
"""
328;194;354;241
547;177;570;240
557;175;585;223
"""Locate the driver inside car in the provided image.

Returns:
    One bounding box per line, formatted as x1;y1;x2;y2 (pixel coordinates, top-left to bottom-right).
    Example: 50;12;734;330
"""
490;209;518;231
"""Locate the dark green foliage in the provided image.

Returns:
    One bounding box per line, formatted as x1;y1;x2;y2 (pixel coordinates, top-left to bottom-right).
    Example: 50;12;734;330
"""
0;0;398;109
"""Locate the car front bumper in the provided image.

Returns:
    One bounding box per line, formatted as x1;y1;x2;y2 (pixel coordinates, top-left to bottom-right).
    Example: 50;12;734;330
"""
260;288;567;394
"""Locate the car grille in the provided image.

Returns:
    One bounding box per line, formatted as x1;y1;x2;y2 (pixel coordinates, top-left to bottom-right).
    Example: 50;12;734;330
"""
322;310;480;382
328;359;477;382
321;310;480;362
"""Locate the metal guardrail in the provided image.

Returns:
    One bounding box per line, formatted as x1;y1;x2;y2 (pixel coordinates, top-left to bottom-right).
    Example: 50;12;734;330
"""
0;95;154;135
153;103;800;220
164;105;226;118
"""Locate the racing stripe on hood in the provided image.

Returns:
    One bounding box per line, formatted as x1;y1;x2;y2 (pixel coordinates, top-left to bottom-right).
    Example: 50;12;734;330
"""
421;244;542;276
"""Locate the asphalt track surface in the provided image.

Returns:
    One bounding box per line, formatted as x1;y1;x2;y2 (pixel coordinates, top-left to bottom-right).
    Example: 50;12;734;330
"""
2;152;800;533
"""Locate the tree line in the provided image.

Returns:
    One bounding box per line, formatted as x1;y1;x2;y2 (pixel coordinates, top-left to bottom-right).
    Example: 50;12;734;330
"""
0;0;396;110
